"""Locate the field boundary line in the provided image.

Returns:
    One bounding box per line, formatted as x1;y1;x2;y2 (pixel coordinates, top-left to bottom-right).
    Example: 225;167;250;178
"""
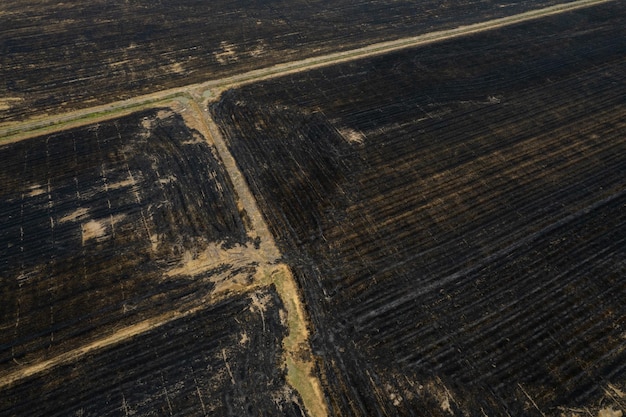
0;0;614;143
0;304;197;389
198;0;615;90
192;100;280;259
193;99;328;417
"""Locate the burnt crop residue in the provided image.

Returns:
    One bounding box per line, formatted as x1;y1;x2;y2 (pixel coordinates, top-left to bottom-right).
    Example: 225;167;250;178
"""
211;3;626;415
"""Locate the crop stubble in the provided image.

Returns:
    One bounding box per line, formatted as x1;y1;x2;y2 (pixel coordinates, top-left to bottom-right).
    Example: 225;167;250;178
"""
210;3;626;415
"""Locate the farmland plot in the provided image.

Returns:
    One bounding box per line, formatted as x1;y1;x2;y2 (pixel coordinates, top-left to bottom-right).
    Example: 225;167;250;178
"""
211;3;626;415
0;288;305;416
0;106;264;378
1;0;574;121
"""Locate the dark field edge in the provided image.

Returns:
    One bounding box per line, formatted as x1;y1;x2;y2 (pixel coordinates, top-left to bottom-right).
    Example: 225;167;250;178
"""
210;3;626;416
0;108;252;376
0;287;307;417
1;0;577;121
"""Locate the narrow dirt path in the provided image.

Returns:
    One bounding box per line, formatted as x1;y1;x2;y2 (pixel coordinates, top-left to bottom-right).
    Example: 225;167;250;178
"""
191;97;328;417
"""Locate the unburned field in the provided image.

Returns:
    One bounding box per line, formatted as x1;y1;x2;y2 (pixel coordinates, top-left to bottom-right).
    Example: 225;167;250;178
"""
0;287;304;416
1;0;569;121
0;107;258;377
211;3;626;416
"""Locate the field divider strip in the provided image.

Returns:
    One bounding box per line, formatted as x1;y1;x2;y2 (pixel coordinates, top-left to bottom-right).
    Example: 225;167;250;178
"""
0;263;279;390
0;0;614;143
191;98;328;417
191;100;279;259
0;93;184;144
0;304;195;390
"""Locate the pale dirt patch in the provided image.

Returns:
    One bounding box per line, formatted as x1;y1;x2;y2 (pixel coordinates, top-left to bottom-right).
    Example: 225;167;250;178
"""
27;184;46;197
81;219;106;242
426;378;456;415
385;383;404;407
169;62;185;74
107;178;135;190
149;233;159;251
0;97;23;111
158;175;176;185
598;408;623;417
156;109;174;120
166;100;207;144
59;207;90;223
249;291;272;332
271;385;306;414
166;243;270;295
166;242;260;278
180;133;205;145
214;41;239;65
250;291;271;313
249;40;268;58
81;214;126;244
279;308;288;327
139;109;176;138
338;127;365;144
140;117;153;137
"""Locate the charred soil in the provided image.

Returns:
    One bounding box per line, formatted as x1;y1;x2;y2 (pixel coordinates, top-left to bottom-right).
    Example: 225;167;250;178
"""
1;0;571;121
211;3;626;415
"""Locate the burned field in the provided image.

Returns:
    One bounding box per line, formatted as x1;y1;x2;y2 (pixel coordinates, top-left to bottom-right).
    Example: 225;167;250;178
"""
0;287;305;416
1;0;569;121
211;3;626;416
0;106;265;378
1;0;624;416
